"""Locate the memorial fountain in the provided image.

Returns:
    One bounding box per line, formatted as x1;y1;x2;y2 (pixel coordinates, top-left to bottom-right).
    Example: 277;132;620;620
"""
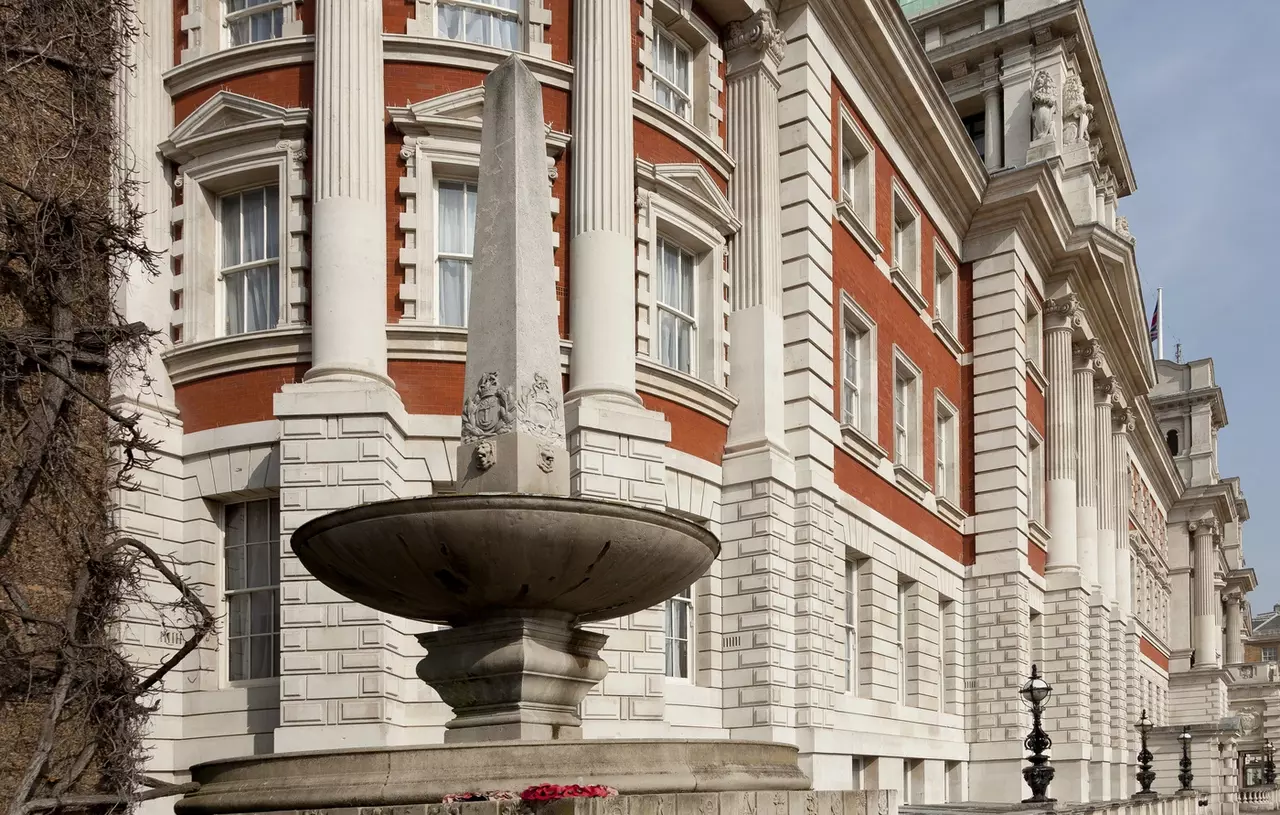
175;56;815;814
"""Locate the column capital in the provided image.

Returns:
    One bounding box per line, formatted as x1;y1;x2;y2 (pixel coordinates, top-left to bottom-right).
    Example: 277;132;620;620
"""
1094;374;1116;403
1188;518;1219;538
726;9;787;75
1044;293;1083;331
981;56;1001;86
1112;405;1136;434
1072;338;1104;372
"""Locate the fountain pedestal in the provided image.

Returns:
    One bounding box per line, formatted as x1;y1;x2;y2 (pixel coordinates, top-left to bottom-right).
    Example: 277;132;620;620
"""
416;614;608;743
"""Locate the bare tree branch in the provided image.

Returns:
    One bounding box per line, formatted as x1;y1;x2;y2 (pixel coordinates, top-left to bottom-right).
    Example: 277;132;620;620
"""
18;782;201;815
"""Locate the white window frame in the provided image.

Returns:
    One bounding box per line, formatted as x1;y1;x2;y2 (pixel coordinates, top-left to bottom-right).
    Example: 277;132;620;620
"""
224;0;287;48
892;349;926;497
222;497;281;685
890;182;926;312
434;0;522;50
842;559;860;695
1029;427;1048;536
664;586;694;681
932;241;961;356
1027;296;1046;386
433;177;479;328
654;236;699;376
1264;647;1276;663
178;0;300;62
839;294;885;468
934;392;959;506
652;25;694;122
408;0;553;58
836;108;881;257
217;183;284;338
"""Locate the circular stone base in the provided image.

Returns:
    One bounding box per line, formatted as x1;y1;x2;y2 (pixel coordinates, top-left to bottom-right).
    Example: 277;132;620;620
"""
176;739;811;814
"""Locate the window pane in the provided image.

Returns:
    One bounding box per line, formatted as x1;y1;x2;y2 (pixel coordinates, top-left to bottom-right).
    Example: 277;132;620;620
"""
224;271;245;336
439;259;470;327
221;194;241;268
241;187;266;262
225;544;245;593
676;317;692;373
228;593;249;638
250;590;274;635
438;181;475;255
679;250;694;314
250;634;274;679
496;16;519;49
438;3;463;38
225;503;247;546
228;635;247;681
465;7;489;43
244;265;278;332
246;542;271;589
247;499;270;543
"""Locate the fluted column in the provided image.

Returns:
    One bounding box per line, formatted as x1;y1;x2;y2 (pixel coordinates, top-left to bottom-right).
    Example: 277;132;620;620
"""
1095;378;1117;602
307;0;390;383
566;0;639;405
724;9;788;453
981;58;1003;172
1074;340;1101;590
1226;591;1244;664
1043;296;1080;572
1113;408;1135;614
1191;520;1219;667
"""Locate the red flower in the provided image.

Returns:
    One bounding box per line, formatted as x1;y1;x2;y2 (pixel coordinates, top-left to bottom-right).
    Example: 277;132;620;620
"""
520;784;619;804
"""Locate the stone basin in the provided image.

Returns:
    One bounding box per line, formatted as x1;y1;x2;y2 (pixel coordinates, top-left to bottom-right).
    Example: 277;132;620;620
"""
291;494;720;624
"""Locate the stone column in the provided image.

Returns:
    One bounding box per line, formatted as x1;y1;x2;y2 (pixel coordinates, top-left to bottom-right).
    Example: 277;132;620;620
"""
1226;591;1245;664
566;0;638;405
1073;340;1101;591
1095;379;1117;602
307;0;390;384
1191;520;1219;668
1113;409;1134;615
724;9;787;454
1089;377;1116;800
1043;296;1080;572
981;58;1003;172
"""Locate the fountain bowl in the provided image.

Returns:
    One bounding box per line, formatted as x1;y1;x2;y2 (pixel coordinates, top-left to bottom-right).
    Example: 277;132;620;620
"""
291;494;720;624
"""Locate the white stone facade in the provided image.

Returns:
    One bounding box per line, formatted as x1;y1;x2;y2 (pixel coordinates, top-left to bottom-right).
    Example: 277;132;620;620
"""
112;0;1262;809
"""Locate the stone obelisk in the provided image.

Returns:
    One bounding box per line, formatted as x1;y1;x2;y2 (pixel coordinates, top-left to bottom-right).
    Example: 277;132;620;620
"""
455;55;568;496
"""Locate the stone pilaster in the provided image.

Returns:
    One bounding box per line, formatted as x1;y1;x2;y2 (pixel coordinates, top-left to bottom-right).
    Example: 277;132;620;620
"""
905;582;941;710
1095;380;1117;603
1088;595;1113;800
720;8;808;740
308;0;390;385
1073;340;1101;591
566;0;637;405
1110;407;1135;798
981;58;1003;172
1191;520;1219;668
1042;295;1079;572
1226;590;1245;664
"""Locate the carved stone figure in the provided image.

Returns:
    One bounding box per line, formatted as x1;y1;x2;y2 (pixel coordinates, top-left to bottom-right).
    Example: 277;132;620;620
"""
1031;70;1058;142
1061;73;1093;143
475;440;496;471
1116;215;1132;239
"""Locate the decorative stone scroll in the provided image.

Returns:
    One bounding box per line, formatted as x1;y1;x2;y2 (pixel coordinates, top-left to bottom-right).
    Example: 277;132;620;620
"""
725;8;787;68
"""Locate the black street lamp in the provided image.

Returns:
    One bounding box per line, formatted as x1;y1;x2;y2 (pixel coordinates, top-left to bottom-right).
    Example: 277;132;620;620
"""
1265;740;1276;786
1134;709;1157;798
1020;664;1055;804
1177;725;1194;791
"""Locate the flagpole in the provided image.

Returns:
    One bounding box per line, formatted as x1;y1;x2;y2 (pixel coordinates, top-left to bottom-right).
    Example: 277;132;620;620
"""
1156;288;1164;361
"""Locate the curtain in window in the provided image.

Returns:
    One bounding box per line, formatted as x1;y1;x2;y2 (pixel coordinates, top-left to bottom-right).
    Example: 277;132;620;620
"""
221;185;280;336
653;31;690;118
656;242;694;373
437;181;477;327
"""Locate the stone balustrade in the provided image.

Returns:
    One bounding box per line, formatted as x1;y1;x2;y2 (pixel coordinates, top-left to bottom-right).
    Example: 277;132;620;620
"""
1241;786;1278;812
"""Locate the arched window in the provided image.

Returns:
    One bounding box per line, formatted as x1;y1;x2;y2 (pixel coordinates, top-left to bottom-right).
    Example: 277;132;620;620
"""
1166;428;1180;457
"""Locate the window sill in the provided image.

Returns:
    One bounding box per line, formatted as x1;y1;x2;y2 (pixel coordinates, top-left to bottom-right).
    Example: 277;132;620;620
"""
836;200;883;259
163;326;311;385
1028;359;1048;393
164;35;316;96
893;462;930;501
936;493;966;528
383;35;574;90
633;92;735;180
890;266;929;314
636;357;737;427
840;422;887;470
1029;518;1051;547
932;317;963;359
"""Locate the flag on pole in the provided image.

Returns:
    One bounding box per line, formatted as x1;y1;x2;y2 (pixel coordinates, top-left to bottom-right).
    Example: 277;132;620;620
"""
1150;288;1164;360
1149;301;1159;342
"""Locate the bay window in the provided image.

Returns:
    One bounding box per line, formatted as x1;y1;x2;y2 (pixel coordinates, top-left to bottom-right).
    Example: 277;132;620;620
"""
225;0;285;46
438;0;520;49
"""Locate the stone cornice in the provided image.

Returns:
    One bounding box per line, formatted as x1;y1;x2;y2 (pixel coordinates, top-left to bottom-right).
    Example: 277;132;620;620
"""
1149;385;1229;430
811;0;986;237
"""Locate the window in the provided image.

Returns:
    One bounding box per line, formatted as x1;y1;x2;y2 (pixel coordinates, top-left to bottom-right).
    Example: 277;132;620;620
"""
437;0;520;49
962;111;986;161
934;251;957;336
664;587;693;679
652;27;692;120
842;560;859;694
219;185;280;336
655;237;697;374
840;297;877;438
843;324;865;429
1264;647;1277;663
897;582;909;703
436;179;478;327
1026;299;1043;372
1029;431;1046;525
893;358;920;471
225;0;285;46
224;498;280;682
892;189;920;288
838;114;874;232
1166;428;1180;458
935;397;958;502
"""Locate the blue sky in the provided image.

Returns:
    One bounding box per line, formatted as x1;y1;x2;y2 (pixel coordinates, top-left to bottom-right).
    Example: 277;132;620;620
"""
1085;2;1279;613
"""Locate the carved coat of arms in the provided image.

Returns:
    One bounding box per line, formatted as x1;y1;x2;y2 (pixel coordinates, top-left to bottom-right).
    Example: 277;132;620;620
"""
461;372;514;443
517;373;564;442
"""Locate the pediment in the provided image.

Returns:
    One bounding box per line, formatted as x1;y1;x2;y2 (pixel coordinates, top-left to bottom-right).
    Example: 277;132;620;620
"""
161;91;308;163
403;86;487;123
390;85;570;155
642;162;740;236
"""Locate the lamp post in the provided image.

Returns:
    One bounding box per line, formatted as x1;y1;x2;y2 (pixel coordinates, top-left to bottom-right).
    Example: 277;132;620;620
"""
1134;709;1157;798
1020;664;1055;803
1178;725;1194;791
1265;739;1276;786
